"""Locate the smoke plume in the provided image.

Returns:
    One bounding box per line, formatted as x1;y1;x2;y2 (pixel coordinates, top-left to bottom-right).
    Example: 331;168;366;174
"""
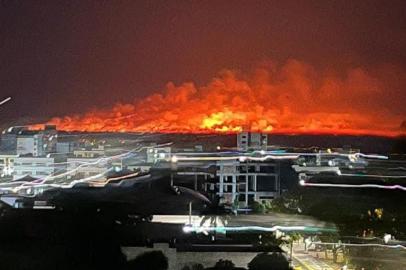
37;59;406;136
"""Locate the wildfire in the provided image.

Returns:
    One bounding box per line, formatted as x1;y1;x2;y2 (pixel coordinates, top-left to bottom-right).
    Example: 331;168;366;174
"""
33;60;406;136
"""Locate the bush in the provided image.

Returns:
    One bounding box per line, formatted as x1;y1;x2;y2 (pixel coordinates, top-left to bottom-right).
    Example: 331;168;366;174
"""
251;200;275;214
251;201;266;214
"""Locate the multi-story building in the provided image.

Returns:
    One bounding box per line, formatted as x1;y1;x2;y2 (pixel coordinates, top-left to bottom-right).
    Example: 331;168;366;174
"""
13;156;65;180
14;125;58;157
126;163;151;173
215;159;280;207
1;125;58;156
73;145;105;158
172;157;281;208
66;157;108;180
0;154;18;177
16;133;45;157
146;146;171;163
169;133;279;209
40;125;58;154
237;132;268;151
56;141;76;154
0;133;18;153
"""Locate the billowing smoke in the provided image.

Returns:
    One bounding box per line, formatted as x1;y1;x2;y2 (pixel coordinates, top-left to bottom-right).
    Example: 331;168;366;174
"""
37;59;406;136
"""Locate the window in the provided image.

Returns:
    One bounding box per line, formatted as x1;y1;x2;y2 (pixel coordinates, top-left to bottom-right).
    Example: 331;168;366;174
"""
256;176;275;191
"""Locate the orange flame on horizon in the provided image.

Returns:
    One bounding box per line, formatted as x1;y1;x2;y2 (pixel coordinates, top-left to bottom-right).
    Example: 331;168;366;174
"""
33;60;406;137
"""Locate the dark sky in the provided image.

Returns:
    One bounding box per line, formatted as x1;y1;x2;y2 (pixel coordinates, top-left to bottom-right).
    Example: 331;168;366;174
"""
1;0;406;124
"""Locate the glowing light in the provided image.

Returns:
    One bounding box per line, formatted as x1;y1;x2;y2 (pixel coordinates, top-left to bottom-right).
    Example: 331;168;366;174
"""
354;153;388;160
0;143;170;194
384;234;391;244
173;154;299;162
339;172;406;179
183;225;193;233
311;241;406;250
301;181;406;191
182;225;336;234
0;97;11;106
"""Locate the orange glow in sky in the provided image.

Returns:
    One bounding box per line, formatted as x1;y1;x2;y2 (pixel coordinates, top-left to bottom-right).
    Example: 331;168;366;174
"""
34;60;406;137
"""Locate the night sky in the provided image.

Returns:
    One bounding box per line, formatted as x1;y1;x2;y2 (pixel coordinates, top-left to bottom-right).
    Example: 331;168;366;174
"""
1;1;406;133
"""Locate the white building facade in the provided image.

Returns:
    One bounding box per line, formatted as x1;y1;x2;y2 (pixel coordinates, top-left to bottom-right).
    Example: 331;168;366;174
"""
146;146;171;163
73;145;105;158
215;160;280;207
13;157;64;180
16;134;45;157
0;154;18;177
66;157;108;180
237;132;268;151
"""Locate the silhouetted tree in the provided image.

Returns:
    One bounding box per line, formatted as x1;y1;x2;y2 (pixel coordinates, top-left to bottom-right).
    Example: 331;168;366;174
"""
126;250;168;270
205;259;244;270
214;259;235;269
248;252;292;270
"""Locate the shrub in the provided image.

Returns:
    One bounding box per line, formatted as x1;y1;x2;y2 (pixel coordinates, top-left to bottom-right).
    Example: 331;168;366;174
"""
251;201;266;214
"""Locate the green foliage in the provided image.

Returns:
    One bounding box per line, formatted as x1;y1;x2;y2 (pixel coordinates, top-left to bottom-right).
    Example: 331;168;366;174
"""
262;200;273;211
319;232;339;243
267;197;285;212
287;232;301;243
251;200;275;214
232;196;240;213
251;197;297;214
251;201;267;214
